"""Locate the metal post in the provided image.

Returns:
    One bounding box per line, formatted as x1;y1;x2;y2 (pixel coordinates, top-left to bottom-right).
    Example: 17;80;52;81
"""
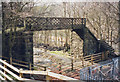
88;67;92;80
112;59;115;79
100;66;102;80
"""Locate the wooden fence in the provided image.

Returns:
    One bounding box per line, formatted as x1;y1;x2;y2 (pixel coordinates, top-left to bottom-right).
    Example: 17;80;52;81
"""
0;56;46;71
0;59;34;81
0;59;77;81
0;51;109;75
83;51;109;66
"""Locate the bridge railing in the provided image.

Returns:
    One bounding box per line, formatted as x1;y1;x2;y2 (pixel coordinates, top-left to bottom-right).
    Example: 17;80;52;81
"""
4;17;86;31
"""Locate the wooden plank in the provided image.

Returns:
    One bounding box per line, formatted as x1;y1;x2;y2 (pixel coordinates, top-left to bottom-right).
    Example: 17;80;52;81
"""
71;73;79;78
0;56;9;59
84;53;102;58
0;64;22;80
0;59;19;73
0;56;29;64
84;58;91;61
60;67;71;73
12;59;29;64
93;55;102;58
20;70;78;80
12;62;28;68
84;57;91;61
84;55;91;58
94;59;102;63
48;72;78;80
0;70;13;80
0;75;5;80
20;70;47;75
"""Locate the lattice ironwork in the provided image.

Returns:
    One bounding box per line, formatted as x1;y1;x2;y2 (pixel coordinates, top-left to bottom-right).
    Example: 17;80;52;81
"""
3;17;86;31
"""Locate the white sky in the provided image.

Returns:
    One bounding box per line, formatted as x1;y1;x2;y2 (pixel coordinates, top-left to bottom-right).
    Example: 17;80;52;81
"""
0;0;119;2
33;0;119;2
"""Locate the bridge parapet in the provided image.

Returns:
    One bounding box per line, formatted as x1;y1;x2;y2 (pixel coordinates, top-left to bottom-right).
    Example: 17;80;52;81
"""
4;17;86;31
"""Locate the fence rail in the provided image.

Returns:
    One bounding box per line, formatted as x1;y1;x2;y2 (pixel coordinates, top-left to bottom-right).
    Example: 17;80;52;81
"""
0;59;77;81
0;51;109;75
0;56;46;71
0;59;34;81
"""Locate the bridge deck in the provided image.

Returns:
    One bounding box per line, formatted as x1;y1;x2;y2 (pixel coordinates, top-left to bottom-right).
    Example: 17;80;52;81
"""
4;17;86;31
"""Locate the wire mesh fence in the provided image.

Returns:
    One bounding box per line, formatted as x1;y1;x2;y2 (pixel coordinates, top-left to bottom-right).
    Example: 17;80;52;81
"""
80;57;120;81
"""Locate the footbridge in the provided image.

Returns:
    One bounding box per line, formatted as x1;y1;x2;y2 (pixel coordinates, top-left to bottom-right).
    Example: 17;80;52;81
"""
2;16;117;67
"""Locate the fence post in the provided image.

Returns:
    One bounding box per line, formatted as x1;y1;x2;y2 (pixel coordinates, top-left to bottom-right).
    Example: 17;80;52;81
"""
24;19;26;28
102;52;105;60
46;72;50;82
59;63;62;74
91;55;93;65
44;66;46;71
19;69;23;78
82;57;84;67
29;63;31;70
3;60;7;80
71;58;73;71
105;51;109;59
10;57;12;65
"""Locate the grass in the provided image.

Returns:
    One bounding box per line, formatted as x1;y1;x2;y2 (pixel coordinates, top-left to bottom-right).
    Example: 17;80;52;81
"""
49;51;71;58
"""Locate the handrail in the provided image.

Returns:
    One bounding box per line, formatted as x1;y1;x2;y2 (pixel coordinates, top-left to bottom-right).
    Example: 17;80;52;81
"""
19;70;78;80
0;64;23;80
48;71;77;80
0;59;78;81
20;70;47;75
0;70;13;80
0;59;19;73
0;59;40;81
0;75;5;80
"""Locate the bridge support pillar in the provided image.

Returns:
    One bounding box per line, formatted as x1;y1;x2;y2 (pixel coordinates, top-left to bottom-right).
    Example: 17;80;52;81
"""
3;31;33;69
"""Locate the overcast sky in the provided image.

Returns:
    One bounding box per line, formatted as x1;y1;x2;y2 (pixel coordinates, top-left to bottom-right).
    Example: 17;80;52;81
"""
33;0;119;2
0;0;119;2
